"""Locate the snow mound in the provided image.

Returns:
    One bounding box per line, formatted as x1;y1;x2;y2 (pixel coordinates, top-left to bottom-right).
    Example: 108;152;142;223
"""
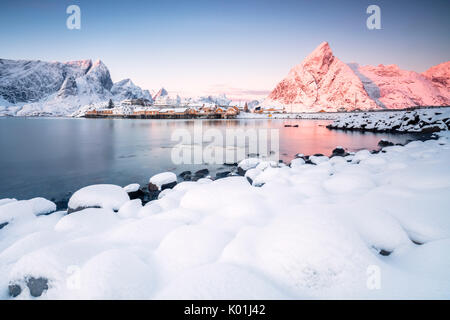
149;172;177;190
123;183;140;193
27;198;56;216
67;184;130;213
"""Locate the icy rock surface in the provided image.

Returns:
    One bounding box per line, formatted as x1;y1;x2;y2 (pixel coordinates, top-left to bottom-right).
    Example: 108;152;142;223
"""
1;133;450;299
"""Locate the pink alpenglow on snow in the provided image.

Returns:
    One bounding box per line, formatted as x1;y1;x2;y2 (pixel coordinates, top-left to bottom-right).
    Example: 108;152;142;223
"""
264;42;380;112
355;63;450;110
264;42;450;112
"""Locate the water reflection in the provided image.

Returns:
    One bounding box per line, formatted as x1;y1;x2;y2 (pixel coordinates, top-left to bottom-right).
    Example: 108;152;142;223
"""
0;118;421;201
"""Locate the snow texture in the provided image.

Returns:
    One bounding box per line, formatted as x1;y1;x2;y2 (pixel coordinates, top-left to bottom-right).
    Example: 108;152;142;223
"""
1;134;450;299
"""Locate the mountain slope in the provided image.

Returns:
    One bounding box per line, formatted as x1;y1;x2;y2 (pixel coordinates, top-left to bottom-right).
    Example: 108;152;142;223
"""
354;63;450;110
0;59;152;116
264;42;380;112
264;42;450;111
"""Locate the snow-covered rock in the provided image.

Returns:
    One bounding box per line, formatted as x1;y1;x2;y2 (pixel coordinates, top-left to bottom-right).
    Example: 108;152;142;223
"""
67;184;130;213
2;134;450;299
237;158;261;175
148;172;177;191
26;198;56;216
0;201;35;227
327;107;450;133
123;183;140;193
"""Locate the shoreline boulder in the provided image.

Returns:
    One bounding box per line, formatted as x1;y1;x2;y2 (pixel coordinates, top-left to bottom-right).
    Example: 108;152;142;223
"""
68;184;130;214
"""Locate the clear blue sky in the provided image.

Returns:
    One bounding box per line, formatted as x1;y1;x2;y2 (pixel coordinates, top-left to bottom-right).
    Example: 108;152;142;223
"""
0;0;449;100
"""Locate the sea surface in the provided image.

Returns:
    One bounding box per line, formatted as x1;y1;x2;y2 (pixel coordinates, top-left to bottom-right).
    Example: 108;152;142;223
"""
0;117;424;201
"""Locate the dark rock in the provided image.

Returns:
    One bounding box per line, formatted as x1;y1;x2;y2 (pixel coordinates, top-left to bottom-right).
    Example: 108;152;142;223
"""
313;153;324;157
406;113;420;126
148;182;159;192
0;222;8;230
379;249;392;256
247;153;259;158
215;171;231;179
54;198;70;211
246;177;253;185
128;189;145;200
237;167;246;176
147;190;160;202
378;140;394;147
194;169;210;179
26;277;49;297
161;181;177;191
179;171;192;181
420;125;442;133
331;147;347;157
223;162;238;166
8;283;21;298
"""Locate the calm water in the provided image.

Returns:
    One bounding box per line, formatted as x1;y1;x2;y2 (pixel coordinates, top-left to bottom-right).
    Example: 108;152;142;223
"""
0;117;422;201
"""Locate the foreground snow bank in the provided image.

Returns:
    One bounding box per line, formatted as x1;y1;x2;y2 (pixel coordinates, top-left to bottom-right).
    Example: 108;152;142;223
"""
1;133;450;299
327;107;450;133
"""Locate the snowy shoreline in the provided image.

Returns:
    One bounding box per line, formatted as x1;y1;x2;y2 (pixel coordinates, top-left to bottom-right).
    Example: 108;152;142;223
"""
327;107;450;133
1;131;450;299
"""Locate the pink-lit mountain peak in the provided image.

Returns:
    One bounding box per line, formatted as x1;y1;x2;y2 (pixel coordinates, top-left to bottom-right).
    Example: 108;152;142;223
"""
265;42;450;111
267;42;379;112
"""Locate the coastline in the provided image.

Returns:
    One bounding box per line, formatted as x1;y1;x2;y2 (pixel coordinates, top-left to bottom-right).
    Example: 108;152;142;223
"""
1;130;449;299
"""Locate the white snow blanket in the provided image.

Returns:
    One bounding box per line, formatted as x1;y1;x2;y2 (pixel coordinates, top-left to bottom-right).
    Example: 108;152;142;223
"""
1;134;450;299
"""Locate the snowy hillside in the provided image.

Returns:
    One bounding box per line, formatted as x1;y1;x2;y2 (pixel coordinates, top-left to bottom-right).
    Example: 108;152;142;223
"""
0;59;152;116
263;42;450;112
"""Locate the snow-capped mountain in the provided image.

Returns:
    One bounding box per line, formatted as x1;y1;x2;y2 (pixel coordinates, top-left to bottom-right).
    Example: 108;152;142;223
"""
111;79;153;102
263;42;379;112
194;94;231;106
352;63;450;110
263;42;450;112
152;87;169;100
0;59;152;116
